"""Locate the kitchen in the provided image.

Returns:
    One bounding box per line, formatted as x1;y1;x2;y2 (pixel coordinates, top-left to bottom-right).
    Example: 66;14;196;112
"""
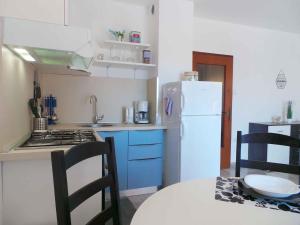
0;1;165;223
1;0;300;225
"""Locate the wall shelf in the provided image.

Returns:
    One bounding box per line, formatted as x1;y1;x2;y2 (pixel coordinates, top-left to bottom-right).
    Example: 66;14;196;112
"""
103;40;151;49
93;59;156;70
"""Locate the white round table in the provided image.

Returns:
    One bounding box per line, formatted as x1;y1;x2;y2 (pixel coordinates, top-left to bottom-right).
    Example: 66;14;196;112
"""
130;179;299;225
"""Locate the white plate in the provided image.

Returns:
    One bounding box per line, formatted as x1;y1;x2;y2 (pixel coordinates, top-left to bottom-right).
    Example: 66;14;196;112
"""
244;174;299;198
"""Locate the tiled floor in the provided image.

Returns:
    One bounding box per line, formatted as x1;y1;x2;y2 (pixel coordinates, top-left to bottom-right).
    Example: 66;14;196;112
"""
128;194;152;209
119;194;152;225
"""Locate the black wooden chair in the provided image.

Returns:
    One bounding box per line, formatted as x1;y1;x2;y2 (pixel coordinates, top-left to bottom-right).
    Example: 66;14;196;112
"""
51;137;121;225
235;131;300;183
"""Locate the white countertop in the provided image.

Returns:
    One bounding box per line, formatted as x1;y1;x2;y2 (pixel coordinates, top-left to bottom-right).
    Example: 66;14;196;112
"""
49;123;167;132
0;123;166;161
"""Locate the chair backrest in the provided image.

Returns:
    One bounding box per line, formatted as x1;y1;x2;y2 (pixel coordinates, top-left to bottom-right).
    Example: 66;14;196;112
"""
235;131;300;180
51;137;120;225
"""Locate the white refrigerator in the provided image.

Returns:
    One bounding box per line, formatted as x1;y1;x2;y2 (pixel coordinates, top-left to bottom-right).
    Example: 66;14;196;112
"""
162;81;222;186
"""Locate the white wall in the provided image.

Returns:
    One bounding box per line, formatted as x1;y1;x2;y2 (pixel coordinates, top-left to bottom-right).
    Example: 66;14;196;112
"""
39;74;148;123
0;16;3;225
155;0;194;122
0;47;34;152
0;17;35;152
156;0;194;86
69;0;156;79
70;0;154;45
0;16;35;225
193;17;300;160
38;0;154;124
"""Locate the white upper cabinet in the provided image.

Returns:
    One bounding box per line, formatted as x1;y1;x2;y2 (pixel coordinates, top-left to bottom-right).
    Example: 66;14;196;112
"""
0;0;68;25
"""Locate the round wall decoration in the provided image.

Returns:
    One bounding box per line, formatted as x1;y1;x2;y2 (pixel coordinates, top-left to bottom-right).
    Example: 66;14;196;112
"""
276;70;287;89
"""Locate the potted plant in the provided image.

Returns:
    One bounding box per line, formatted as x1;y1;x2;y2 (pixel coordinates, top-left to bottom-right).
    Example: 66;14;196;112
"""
109;29;126;42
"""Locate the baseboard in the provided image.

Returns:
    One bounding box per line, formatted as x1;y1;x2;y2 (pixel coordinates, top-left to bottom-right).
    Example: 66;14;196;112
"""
120;187;158;197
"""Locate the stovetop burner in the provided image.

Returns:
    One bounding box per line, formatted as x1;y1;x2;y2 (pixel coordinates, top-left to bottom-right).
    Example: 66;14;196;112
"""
21;129;96;148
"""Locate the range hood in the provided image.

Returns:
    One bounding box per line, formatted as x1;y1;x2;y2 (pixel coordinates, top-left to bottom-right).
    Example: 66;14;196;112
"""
3;17;94;75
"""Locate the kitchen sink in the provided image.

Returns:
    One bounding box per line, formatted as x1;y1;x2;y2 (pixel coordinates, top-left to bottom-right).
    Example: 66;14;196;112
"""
79;123;114;128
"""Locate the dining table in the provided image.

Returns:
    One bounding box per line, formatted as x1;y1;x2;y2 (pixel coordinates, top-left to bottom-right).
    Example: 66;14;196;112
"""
130;178;299;225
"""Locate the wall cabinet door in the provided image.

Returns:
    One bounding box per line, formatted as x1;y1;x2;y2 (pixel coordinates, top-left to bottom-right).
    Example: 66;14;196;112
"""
99;131;128;190
267;125;291;164
0;0;66;25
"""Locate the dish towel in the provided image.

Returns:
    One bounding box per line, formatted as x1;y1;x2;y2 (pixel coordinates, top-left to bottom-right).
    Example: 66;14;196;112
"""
164;97;173;116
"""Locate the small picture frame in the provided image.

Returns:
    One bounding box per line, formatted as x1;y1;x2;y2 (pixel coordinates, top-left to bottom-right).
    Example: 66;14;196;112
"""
129;31;141;43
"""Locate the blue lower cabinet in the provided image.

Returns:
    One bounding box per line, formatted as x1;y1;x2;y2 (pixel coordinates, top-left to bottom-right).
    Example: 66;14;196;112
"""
128;144;163;160
129;130;163;145
128;158;163;189
98;131;128;190
99;129;164;190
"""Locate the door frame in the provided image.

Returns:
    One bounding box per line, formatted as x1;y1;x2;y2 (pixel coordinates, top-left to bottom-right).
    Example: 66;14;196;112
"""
192;51;233;169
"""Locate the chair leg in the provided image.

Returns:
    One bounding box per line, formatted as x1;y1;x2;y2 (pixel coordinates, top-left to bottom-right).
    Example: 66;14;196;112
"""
102;155;106;210
235;161;240;177
235;131;242;177
102;189;105;210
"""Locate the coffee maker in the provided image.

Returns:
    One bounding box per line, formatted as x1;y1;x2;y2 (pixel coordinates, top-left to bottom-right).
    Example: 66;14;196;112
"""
134;101;149;124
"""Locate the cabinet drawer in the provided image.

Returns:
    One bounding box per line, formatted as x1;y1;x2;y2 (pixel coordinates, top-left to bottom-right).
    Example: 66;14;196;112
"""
267;126;291;164
128;158;162;189
129;130;163;145
268;125;291;135
128;144;163;160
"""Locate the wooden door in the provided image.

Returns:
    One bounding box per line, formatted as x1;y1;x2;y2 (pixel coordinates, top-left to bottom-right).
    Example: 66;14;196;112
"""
193;52;233;169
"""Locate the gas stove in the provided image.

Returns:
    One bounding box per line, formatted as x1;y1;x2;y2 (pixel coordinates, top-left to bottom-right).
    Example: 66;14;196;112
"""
21;129;96;148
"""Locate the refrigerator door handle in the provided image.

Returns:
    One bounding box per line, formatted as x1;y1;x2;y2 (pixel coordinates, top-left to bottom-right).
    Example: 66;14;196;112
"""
180;122;185;138
181;94;185;111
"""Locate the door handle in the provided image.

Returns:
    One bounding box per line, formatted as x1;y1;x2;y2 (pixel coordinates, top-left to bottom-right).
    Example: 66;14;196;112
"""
223;109;231;119
180;122;185;138
181;94;185;111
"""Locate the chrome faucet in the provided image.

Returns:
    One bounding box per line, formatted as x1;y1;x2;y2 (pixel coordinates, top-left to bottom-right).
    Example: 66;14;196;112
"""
89;95;104;124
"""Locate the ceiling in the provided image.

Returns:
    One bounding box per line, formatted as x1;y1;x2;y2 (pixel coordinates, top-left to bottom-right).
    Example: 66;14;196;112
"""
114;0;300;34
194;0;300;34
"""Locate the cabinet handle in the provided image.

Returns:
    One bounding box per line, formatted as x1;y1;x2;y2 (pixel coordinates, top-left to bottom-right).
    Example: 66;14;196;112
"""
130;157;160;161
131;143;161;147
